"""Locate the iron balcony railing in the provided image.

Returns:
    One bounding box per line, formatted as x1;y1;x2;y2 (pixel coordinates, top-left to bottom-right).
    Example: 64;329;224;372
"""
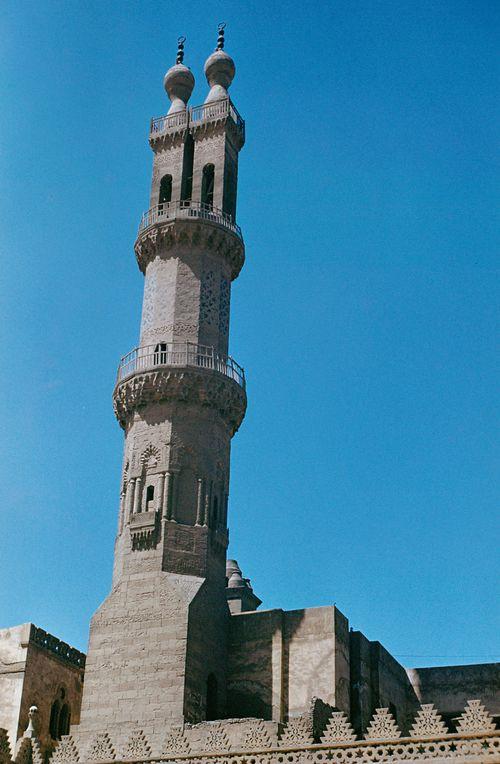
137;200;243;240
150;97;245;141
116;342;246;389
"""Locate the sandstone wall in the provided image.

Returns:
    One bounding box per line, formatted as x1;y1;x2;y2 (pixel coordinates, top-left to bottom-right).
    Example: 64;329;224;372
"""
407;663;500;717
227;606;350;723
0;624;29;750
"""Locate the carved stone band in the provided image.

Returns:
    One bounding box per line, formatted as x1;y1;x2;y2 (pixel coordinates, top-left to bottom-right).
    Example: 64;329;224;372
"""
134;218;245;280
113;367;247;436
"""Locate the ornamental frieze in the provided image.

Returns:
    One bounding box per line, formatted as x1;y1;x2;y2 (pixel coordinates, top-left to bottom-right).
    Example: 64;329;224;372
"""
113;368;247;436
134;220;244;280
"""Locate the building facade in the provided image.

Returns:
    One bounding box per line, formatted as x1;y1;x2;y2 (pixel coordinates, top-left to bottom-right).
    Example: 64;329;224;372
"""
1;29;499;764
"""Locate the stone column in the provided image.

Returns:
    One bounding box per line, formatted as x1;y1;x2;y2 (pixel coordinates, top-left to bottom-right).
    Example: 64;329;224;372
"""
118;490;126;533
170;472;178;522
133;477;142;514
162;471;171;520
157;472;165;514
126;479;135;520
195;478;204;525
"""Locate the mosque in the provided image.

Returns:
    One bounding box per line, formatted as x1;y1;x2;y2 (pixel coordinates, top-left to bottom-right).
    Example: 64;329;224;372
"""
1;27;498;764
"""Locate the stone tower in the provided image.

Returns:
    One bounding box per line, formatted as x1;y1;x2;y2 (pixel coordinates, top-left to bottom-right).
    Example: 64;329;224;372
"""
76;30;246;744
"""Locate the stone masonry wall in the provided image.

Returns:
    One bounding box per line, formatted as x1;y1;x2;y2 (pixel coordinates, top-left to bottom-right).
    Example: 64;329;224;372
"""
407;663;500;717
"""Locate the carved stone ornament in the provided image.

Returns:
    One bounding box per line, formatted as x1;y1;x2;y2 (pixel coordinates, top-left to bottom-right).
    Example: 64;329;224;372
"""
240;722;272;750
0;731;11;764
279;716;314;747
87;732;115;761
321;711;357;743
410;704;448;737
364;707;401;741
162;726;190;756
203;725;230;753
134;219;244;281
150;126;188;152
190;115;245;153
51;737;80;764
113;368;247;436
455;699;496;733
121;730;151;760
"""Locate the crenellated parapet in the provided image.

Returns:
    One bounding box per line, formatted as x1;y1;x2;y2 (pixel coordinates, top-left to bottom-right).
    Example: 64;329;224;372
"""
46;700;499;764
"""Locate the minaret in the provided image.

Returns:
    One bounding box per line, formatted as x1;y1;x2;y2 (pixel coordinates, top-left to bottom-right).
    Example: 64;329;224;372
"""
77;29;246;743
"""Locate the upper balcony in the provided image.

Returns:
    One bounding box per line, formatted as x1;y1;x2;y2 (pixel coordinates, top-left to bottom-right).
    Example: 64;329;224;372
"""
137;200;243;242
149;97;245;146
116;342;246;390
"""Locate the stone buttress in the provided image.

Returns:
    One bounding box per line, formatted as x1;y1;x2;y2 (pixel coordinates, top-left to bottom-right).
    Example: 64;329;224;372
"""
74;33;246;749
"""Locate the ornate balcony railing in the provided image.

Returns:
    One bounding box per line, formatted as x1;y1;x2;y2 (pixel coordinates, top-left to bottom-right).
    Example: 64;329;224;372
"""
149;98;245;141
190;98;245;135
150;110;188;134
137;200;243;240
116;342;245;389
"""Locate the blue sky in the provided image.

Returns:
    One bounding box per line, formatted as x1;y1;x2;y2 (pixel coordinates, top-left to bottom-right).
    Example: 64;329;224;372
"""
0;0;498;667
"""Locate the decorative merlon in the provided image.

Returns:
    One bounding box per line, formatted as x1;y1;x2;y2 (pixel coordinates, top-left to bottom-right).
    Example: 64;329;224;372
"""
364;707;401;741
321;711;357;743
456;699;496;733
51;736;80;764
410;703;448;737
0;730;12;764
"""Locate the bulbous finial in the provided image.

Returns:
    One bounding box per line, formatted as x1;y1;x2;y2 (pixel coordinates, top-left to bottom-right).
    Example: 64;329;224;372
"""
163;35;195;115
24;706;39;738
203;23;235;104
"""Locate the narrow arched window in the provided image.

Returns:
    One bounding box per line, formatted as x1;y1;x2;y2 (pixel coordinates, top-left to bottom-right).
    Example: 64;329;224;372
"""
206;673;218;721
201;164;215;208
49;700;60;739
154;343;167;365
58;703;71;737
146;485;155;509
159;175;172;206
212;495;218;526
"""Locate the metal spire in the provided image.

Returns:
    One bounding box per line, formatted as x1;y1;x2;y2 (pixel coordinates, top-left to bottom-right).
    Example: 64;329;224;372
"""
176;36;186;65
216;23;226;51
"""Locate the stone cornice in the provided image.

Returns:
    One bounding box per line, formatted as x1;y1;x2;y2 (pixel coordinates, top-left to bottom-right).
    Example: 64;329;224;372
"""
113;367;247;436
190;116;245;151
134;219;245;280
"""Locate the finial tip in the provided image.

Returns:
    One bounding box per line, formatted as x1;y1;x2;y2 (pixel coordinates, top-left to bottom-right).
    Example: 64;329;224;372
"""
216;22;226;51
176;35;186;65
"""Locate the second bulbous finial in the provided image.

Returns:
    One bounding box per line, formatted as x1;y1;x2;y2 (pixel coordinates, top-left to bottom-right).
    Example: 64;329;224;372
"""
164;35;195;114
204;22;235;104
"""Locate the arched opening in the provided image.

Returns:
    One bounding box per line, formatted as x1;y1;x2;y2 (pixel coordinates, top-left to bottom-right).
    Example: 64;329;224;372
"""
181;135;194;202
154;343;167;365
389;703;398;725
201;164;215;208
58;703;71;738
146;485;155;510
49;700;60;740
206;673;218;721
158;174;172;207
212;495;218;526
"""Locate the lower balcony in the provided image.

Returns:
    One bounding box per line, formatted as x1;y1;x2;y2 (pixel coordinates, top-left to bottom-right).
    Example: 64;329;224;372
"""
138;200;243;242
116;342;246;389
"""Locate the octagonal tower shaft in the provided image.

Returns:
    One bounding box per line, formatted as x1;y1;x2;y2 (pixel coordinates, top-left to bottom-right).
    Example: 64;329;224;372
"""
76;88;246;744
